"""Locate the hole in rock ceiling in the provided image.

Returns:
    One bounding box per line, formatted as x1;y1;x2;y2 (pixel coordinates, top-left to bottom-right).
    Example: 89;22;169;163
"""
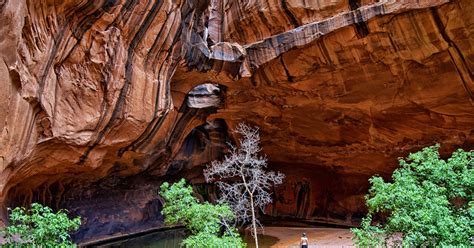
186;83;225;108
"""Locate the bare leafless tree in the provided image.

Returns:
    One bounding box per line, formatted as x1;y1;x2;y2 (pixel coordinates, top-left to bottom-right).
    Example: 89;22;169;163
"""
204;123;285;248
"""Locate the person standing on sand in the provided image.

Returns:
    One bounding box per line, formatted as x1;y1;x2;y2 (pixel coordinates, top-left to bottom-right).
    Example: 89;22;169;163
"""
300;233;309;248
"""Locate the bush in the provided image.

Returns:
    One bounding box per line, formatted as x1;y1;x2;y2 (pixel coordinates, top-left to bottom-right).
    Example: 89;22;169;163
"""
352;145;473;247
160;179;246;247
0;203;81;247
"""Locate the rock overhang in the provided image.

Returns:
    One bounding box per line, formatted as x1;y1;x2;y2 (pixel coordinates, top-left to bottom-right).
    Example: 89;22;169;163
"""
0;0;473;242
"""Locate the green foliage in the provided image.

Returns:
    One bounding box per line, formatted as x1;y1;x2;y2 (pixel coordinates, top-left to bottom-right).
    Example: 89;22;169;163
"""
160;179;246;248
352;145;474;247
0;203;81;247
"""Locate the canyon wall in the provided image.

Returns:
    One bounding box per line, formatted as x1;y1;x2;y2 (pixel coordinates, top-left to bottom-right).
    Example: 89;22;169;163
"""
0;0;473;242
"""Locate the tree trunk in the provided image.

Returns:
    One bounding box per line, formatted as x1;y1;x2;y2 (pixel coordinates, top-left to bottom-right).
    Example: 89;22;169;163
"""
249;193;259;248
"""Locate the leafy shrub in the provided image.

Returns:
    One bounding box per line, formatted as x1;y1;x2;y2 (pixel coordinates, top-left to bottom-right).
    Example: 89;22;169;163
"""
0;203;81;247
352;145;473;247
160;179;246;247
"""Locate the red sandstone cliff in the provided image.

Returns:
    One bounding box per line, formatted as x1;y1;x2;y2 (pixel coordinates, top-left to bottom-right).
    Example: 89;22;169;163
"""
0;0;473;242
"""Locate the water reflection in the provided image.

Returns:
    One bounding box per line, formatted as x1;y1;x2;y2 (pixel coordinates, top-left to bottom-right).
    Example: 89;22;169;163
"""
89;228;186;248
87;228;279;248
242;233;279;248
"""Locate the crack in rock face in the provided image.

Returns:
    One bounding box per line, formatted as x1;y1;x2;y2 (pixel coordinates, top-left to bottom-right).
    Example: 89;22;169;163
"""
0;0;473;243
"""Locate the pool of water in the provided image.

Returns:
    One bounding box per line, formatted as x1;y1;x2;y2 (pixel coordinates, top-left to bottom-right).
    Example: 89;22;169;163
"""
88;228;187;248
242;233;279;248
86;228;280;248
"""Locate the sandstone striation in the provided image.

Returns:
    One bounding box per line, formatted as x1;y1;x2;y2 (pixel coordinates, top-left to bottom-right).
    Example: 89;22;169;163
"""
0;0;473;243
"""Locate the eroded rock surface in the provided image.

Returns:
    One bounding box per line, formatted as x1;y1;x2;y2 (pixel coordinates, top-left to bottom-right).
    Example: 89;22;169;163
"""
0;0;473;242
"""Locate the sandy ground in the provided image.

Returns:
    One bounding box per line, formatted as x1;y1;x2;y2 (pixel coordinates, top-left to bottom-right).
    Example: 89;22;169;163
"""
261;227;354;248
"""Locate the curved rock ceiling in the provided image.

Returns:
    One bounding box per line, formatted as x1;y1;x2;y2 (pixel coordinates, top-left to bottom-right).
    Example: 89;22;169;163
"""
0;0;473;242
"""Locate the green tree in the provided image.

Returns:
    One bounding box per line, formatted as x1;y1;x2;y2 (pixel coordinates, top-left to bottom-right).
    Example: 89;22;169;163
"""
160;179;246;247
352;145;473;247
1;202;81;247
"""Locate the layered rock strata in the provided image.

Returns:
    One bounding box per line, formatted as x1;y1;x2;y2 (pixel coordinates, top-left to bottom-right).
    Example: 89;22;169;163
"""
0;0;473;242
